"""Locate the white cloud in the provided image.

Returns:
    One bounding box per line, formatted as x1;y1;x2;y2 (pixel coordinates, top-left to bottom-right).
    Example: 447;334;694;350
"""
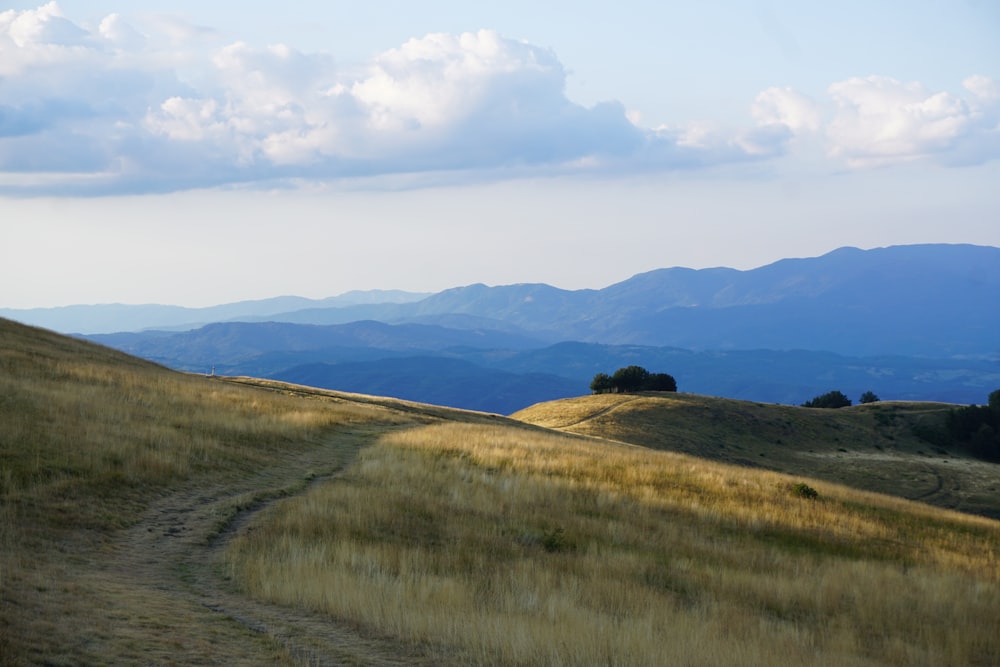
964;74;1000;101
1;4;996;195
825;75;998;168
0;10;665;194
752;87;821;134
352;30;564;132
3;2;87;48
99;13;145;51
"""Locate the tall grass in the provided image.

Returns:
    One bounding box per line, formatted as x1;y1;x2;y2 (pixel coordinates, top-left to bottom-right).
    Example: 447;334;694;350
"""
226;422;1000;666
0;320;410;661
0;324;388;526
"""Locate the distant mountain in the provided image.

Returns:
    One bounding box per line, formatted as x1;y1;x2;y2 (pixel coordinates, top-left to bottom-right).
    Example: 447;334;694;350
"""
367;244;999;357
85;320;1000;413
87;320;548;373
14;244;1000;358
59;243;1000;412
0;290;429;334
273;357;581;414
470;342;1000;407
215;243;1000;358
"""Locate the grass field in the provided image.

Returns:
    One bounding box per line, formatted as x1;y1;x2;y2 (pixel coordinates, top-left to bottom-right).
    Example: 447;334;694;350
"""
513;392;1000;519
226;421;1000;666
3;317;999;665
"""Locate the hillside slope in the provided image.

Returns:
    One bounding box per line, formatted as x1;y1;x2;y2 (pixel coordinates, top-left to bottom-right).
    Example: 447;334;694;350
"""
513;392;1000;518
0;317;482;664
3;318;999;665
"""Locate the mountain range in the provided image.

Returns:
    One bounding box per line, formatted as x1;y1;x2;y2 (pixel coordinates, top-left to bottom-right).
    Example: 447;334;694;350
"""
7;244;999;413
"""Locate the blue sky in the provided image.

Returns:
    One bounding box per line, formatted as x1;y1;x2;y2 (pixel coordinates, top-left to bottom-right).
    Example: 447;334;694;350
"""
2;1;999;308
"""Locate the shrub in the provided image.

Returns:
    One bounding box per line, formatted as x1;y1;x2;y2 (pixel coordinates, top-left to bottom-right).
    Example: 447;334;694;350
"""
802;390;852;409
946;388;1000;461
789;482;819;500
589;373;613;394
591;366;677;394
859;391;880;404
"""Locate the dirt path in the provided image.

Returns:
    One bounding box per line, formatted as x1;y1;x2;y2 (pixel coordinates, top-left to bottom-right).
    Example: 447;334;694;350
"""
69;424;444;666
555;396;643;429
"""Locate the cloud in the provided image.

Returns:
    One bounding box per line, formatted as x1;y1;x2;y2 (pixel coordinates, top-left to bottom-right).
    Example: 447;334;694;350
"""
2;2;87;48
0;5;783;195
825;75;999;168
1;4;996;196
752;87;822;134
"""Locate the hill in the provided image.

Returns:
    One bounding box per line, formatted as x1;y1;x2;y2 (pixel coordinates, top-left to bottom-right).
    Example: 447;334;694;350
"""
513;392;1000;519
2;317;999;665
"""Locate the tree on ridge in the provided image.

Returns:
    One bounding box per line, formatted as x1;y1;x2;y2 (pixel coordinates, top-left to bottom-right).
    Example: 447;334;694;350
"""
590;366;677;394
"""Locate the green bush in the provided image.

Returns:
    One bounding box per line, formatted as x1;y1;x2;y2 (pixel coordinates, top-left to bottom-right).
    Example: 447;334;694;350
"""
590;366;677;394
802;390;851;409
947;388;1000;461
859;391;880;404
789;482;819;500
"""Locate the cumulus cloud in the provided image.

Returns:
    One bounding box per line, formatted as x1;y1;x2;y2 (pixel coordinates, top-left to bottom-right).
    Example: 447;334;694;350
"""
752;87;822;134
0;4;780;195
2;2;87;48
825;75;1000;168
1;4;996;195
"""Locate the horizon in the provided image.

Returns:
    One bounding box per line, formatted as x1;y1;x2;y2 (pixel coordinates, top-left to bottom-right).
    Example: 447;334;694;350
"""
2;2;998;309
3;241;996;311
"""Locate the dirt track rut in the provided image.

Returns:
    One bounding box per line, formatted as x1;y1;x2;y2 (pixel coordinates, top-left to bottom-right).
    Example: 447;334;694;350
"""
79;425;441;666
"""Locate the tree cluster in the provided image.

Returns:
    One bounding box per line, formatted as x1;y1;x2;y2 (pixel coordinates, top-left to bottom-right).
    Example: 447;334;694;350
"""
590;365;677;394
802;390;852;409
801;390;880;409
946;389;1000;461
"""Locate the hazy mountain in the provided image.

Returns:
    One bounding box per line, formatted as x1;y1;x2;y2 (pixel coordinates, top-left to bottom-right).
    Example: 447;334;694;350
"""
0;290;429;334
63;243;1000;412
378;244;999;357
468;342;1000;407
86;321;1000;412
14;244;1000;358
87;320;547;371
272;357;581;414
244;243;1000;358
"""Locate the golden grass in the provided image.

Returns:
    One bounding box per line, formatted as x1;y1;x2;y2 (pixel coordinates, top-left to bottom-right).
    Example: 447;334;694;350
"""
514;393;1000;519
226;422;1000;666
0;319;413;663
6;318;1000;664
0;322;390;519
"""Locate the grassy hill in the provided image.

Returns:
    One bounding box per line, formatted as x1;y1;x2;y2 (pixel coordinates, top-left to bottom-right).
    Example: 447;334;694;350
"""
2;318;999;665
512;392;1000;520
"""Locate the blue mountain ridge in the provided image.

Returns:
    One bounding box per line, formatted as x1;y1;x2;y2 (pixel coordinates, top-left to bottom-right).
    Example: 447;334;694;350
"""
53;243;1000;413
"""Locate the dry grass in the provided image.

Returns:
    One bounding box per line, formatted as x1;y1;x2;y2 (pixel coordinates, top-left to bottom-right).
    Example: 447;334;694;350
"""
0;319;413;663
514;392;1000;519
6;318;1000;664
227;421;1000;666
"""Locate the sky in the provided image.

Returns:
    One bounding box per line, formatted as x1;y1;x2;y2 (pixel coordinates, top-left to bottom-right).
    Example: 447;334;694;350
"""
1;1;999;308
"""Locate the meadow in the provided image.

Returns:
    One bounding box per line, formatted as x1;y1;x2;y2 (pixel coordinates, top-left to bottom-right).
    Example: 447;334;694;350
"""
3;317;999;665
513;392;1000;519
0;320;426;663
226;421;1000;665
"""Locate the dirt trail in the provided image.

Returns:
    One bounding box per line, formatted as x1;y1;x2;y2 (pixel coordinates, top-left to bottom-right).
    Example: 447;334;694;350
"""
554;396;643;429
72;424;443;666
